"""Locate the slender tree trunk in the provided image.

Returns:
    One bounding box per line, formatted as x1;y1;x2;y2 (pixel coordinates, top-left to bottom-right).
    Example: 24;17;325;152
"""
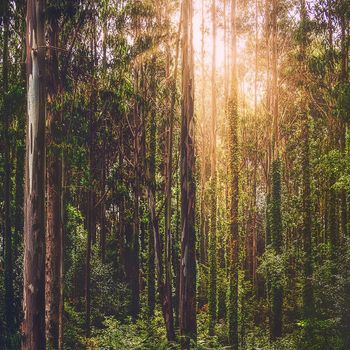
3;0;15;340
148;210;156;317
100;152;107;263
228;0;239;347
131;81;141;320
217;0;229;321
45;13;63;349
271;160;283;339
148;187;176;340
179;0;197;346
170;16;182;325
100;15;108;264
85;32;97;336
209;0;218;336
85;188;92;336
198;0;208;309
302;117;314;318
340;11;348;239
59;154;65;350
22;1;46;348
252;0;259;295
147;67;175;338
299;0;314;321
164;34;177;338
14;55;26;330
270;0;283;339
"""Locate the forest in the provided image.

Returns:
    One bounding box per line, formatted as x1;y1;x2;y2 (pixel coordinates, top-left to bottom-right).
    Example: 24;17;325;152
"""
0;0;349;349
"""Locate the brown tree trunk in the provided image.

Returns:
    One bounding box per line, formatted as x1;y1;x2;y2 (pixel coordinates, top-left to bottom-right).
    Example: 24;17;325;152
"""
179;0;197;346
22;1;46;348
59;155;65;350
85;30;97;336
340;12;348;239
45;13;63;349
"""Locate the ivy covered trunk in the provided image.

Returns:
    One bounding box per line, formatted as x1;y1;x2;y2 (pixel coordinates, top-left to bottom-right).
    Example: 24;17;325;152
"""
228;0;239;347
271;159;283;339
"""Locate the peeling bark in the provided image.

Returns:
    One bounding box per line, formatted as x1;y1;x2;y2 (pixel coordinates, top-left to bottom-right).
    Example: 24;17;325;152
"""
22;1;46;348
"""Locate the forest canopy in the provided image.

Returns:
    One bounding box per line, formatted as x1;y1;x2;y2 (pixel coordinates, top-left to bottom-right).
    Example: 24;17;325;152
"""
0;0;350;349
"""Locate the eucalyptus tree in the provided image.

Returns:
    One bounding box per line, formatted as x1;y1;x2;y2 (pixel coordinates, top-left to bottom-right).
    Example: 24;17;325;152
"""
22;0;46;348
227;0;240;347
179;0;197;346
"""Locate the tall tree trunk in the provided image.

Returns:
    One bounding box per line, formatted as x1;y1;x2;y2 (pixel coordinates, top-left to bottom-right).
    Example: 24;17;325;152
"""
147;67;175;338
148;187;176;340
270;0;283;339
198;0;208;309
100;18;108;263
100;148;107;263
22;1;46;348
3;0;15;341
148;210;156;317
271;160;283;339
45;13;63;349
85;188;92;336
131;91;141;321
340;10;348;239
164;22;178;336
252;0;259;295
302;117;314;318
208;0;218;336
59;154;65;350
299;0;314;321
228;0;239;347
170;16;182;324
179;0;197;346
14;53;26;331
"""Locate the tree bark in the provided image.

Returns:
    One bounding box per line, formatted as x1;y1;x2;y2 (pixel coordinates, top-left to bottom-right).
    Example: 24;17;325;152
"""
228;0;239;348
179;0;197;346
22;1;46;348
45;12;63;349
299;0;314;321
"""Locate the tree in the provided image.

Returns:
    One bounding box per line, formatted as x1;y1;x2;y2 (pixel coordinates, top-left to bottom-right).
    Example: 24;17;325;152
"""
270;159;283;339
2;0;15;343
270;0;283;339
208;0;218;336
147;57;175;341
45;5;63;348
227;0;239;347
179;0;197;346
299;0;314;322
22;0;46;348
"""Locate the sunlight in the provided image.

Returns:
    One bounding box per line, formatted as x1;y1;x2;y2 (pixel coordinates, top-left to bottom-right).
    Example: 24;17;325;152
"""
192;0;265;110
